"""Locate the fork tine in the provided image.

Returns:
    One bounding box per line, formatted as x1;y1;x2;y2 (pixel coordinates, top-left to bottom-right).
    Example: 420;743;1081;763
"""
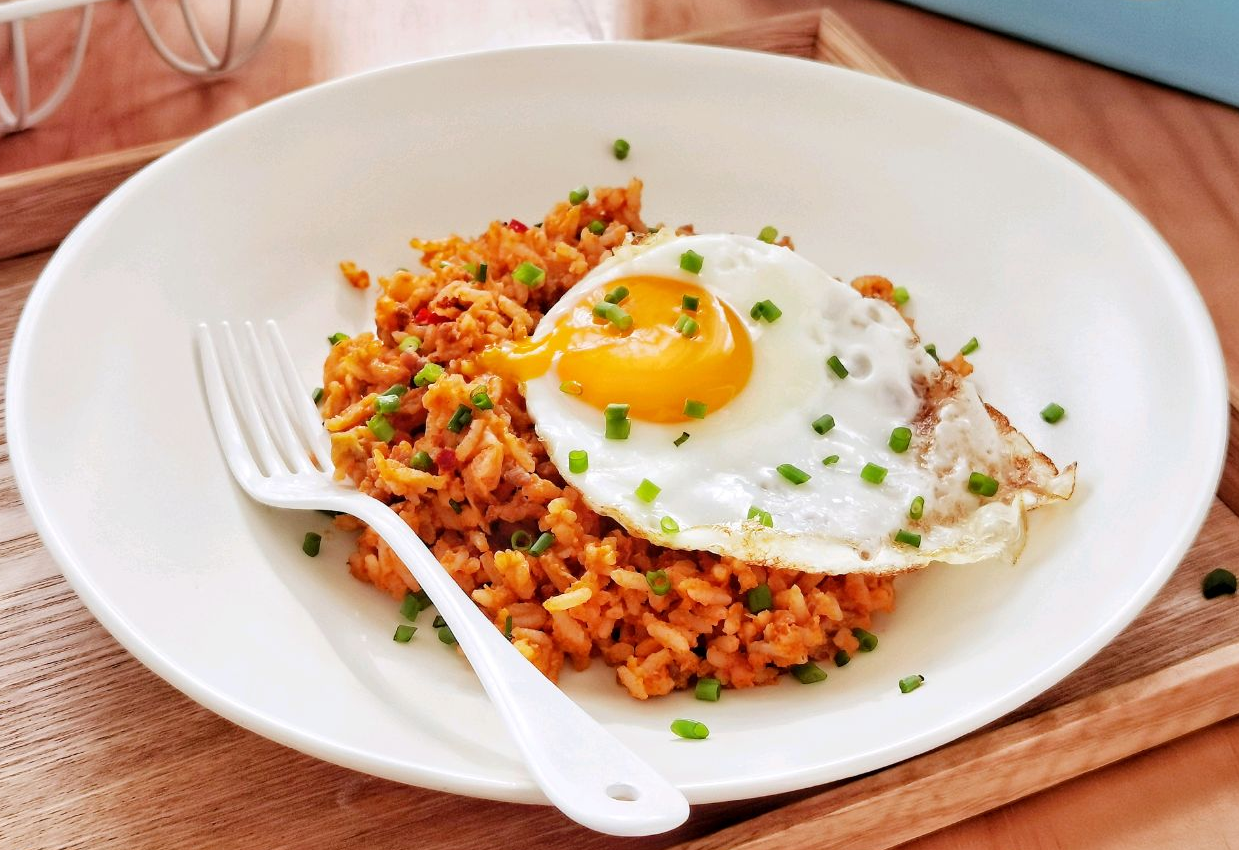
196;324;267;488
216;321;286;476
243;322;315;474
264;319;333;469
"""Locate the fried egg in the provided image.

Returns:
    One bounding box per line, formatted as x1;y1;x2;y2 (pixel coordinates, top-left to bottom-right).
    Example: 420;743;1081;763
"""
485;232;1074;574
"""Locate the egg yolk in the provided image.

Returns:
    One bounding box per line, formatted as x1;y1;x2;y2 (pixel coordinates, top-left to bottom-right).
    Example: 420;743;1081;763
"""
482;275;753;422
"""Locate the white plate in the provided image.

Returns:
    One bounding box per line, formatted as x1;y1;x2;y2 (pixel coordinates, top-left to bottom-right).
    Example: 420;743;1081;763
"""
9;43;1227;805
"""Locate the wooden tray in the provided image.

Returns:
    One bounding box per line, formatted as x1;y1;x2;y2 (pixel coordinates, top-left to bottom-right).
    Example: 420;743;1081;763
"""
2;9;1238;850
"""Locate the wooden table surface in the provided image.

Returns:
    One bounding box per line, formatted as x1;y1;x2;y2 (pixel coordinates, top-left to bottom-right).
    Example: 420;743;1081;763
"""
3;2;1239;848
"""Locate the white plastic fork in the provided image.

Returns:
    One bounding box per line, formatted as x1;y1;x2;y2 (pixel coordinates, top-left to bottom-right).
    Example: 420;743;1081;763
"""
195;320;689;837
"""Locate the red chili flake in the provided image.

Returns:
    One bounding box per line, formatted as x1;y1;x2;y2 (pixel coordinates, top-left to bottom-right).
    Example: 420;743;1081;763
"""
435;449;459;472
508;219;529;233
414;307;449;325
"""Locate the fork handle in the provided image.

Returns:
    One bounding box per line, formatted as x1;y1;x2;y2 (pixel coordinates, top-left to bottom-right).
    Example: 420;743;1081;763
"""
349;497;690;836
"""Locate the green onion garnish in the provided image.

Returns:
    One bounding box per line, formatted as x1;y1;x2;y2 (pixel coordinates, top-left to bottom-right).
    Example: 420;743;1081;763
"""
328;332;349;345
302;532;322;557
470;387;494;410
889;426;911;453
909;495;924;520
393;624;416;643
447;498;464;515
747;505;774;528
464;262;477;278
475;262;488;282
375;393;401;414
446;404;473;434
853;628;878;652
312;387;324;404
605;418;631;440
894;529;921;548
409;450;433;471
680;250;704;274
367;413;395;442
751;299;782;322
432;614;446;628
746;584;773;613
593;301;633;330
400;591;422;621
682;294;700;312
925;343;939;362
398;335;421;352
605;285;630;305
1041;402;1066;424
694;677;722;702
860;463;887;485
510;530;533;551
413;362;444;387
683;399;707;419
834;650;851;667
899;674;925;694
892;286;910;305
569;185;589;204
568;449;588;474
674;431;691;447
822;454;840;466
791;662;827;684
635;478;661;503
613;138;630;160
812;414;836;435
674;314;700;337
777;463;811;485
960;336;979;355
646;570;671;596
605;403;630;422
513;261;546;288
504;614;514;640
438;626;457;646
670;718;709;740
660;516;680;534
588;219;606;235
968;471;999;497
385;384;409;398
757;225;778;243
1203;568;1237;599
827;355;849;379
529;532;556;556
559;380;583;395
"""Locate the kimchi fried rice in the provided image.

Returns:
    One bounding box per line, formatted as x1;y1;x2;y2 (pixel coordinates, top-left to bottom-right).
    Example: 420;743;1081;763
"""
320;179;895;699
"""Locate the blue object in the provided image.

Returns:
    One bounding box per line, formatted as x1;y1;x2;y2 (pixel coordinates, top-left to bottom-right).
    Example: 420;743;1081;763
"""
900;0;1239;107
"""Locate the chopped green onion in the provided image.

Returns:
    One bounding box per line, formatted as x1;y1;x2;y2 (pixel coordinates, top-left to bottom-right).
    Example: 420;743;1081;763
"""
613;138;630;160
812;414;836;435
791;662;827;684
683;399;708;419
569;185;589;204
510;530;533;551
925;343;939;362
588;219;606;235
746;584;773;613
375;393;401;414
448;498;464;515
1203;568;1237;599
413;362;444;387
568;449;589;474
681;294;700;312
470;387;494;410
860;463;887;485
889;426;912;453
750;299;782;322
822;454;840;466
674;314;700;338
960;337;979;356
899;674;925;694
446;404;473;434
385;384;409;398
400;592;423;620
302;532;322;557
503;614;514;640
646;570;671;596
968;471;999;497
909;495;924;520
892;286;910;305
747;505;774;528
560;380;583;396
635;478;661;503
411;589;431;610
432;614;446;628
604;285;630;305
463;262;477;278
694;677;722;702
529;532;556;556
674;431;691;447
409;450;433;471
475;262;488;282
605;403;630;422
777;463;811;485
328;332;349;345
1041;402;1066;424
827;355;849;379
367;413;395;442
438;626;457;646
605;418;631;440
670;718;709;740
593;301;633;330
853;628;878;652
757;225;778;244
680;250;704;274
834;650;851;667
513;261;546;288
398;335;421;353
312;387;324;404
660;516;680;534
393;624;416;643
894;529;921;548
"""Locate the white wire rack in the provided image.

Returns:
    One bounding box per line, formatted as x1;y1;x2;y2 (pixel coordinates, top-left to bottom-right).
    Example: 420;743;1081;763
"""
0;0;281;135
